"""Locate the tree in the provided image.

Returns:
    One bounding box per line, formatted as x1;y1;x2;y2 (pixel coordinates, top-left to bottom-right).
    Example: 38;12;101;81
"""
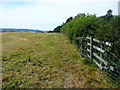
53;26;62;33
110;16;120;58
106;9;112;15
105;9;113;21
66;17;73;23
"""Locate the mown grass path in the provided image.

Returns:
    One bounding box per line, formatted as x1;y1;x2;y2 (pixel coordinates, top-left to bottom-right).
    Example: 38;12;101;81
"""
2;32;115;88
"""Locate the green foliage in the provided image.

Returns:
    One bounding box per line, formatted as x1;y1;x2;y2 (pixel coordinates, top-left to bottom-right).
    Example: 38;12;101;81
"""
59;10;120;58
48;31;53;33
83;58;92;65
105;9;113;21
66;16;73;23
61;14;100;40
110;16;120;58
53;25;62;33
53;16;73;33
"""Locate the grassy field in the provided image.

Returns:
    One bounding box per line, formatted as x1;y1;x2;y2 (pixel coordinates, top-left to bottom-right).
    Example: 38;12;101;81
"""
2;32;116;88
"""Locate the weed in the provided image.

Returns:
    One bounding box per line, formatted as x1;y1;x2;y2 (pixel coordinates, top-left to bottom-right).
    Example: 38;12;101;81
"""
83;58;92;65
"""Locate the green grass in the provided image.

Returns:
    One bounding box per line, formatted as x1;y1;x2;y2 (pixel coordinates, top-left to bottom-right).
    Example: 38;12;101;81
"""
2;32;116;88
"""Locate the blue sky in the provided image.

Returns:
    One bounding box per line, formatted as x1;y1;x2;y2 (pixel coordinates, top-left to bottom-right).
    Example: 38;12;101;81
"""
0;0;119;31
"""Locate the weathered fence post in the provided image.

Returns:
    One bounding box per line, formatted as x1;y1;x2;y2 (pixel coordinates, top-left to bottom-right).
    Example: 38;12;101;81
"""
100;44;103;66
100;44;103;58
90;36;93;60
81;37;83;57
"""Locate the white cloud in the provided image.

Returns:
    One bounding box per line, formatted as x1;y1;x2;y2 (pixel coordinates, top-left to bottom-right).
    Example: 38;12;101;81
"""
41;0;119;3
0;0;119;30
0;0;119;3
0;0;38;2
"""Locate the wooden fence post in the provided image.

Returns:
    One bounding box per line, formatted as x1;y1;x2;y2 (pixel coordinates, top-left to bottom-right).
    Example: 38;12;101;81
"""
81;38;83;57
100;44;103;58
90;36;93;60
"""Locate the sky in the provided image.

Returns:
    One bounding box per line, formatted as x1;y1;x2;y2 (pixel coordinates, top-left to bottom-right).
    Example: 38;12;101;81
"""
0;0;119;31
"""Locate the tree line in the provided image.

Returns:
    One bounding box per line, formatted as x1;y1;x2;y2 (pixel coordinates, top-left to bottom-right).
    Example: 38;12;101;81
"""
53;10;120;58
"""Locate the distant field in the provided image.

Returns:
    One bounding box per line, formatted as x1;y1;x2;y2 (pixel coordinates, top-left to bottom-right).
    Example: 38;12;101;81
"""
2;32;116;88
